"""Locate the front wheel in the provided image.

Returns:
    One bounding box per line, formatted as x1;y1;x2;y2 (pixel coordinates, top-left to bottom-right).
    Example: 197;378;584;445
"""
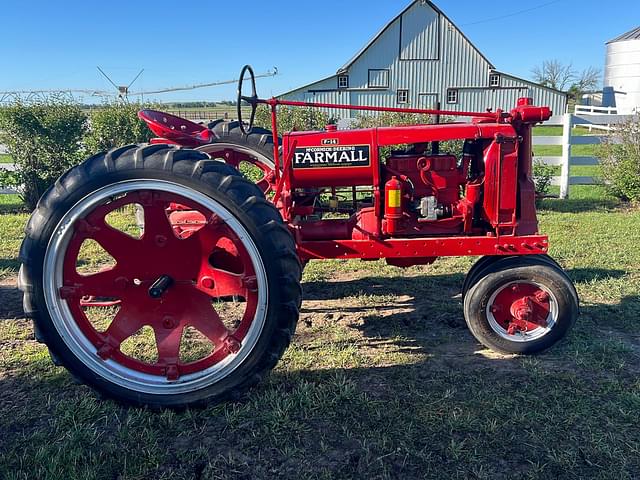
19;144;301;408
463;257;578;354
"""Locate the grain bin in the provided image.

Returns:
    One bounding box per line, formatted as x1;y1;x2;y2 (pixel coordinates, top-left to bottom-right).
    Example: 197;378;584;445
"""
605;26;640;114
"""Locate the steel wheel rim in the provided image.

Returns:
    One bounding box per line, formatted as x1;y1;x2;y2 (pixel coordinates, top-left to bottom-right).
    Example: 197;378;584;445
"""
197;144;275;169
197;144;276;193
486;281;558;342
43;179;269;395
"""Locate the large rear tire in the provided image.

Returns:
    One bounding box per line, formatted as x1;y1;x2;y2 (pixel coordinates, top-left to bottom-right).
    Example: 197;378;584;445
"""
18;144;301;408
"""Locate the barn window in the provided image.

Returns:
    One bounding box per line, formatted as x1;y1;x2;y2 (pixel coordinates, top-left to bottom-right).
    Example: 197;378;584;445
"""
447;89;458;104
368;69;390;89
338;75;349;89
489;73;501;87
397;89;409;104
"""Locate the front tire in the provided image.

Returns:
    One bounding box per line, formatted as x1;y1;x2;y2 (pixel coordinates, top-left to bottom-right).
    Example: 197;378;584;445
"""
463;257;578;354
19;144;301;408
462;254;565;299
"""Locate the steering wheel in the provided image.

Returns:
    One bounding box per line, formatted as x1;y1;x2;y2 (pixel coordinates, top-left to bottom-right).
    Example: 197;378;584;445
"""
237;65;258;135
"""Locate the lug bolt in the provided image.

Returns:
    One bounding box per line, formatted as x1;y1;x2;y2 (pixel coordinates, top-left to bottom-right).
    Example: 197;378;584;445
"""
223;336;242;354
59;285;78;299
519;310;531;321
76;219;99;234
165;364;180;381
208;214;223;226
162;316;176;329
243;276;258;292
535;291;550;302
138;191;153;206
97;343;115;360
155;235;168;247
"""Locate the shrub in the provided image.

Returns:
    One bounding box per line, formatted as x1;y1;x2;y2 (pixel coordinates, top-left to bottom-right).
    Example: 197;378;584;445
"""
598;118;640;202
0;97;87;210
352;112;431;159
352;112;431;129
84;102;154;154
533;160;556;196
254;105;329;132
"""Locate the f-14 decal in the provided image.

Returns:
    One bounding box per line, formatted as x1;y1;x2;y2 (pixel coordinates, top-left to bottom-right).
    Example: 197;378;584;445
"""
293;145;370;169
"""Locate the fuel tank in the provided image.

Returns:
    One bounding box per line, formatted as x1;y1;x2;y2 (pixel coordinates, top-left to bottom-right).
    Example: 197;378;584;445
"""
284;127;378;187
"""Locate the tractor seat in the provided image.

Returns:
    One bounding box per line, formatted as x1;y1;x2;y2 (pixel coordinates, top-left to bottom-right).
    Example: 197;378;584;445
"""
138;109;213;147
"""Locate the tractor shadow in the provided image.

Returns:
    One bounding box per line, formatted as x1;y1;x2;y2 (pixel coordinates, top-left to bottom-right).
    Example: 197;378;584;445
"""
537;196;620;214
0;277;22;321
0;258;20;273
0;201;28;215
300;266;636;368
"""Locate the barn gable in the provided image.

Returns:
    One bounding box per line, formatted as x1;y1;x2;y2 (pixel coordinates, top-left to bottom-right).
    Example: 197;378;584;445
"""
337;1;494;74
280;0;567;116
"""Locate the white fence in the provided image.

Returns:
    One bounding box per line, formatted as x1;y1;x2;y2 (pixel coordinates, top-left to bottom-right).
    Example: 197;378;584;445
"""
0;142;15;193
574;105;618;115
0;160;16;194
533;112;633;199
533;113;601;199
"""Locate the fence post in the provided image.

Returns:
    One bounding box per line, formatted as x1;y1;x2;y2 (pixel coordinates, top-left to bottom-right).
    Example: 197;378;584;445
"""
559;113;573;199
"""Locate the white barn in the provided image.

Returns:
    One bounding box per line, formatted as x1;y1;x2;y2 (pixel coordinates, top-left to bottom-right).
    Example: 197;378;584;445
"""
279;0;567;118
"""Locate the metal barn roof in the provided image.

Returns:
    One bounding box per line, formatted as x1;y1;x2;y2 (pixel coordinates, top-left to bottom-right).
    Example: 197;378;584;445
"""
607;26;640;44
337;0;495;74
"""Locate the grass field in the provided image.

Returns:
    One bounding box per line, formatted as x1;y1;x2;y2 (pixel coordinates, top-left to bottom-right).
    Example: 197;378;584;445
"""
0;154;12;164
1;181;640;478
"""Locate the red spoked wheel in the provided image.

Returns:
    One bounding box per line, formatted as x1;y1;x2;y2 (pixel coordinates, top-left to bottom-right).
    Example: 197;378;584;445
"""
19;144;301;407
57;187;263;384
463;257;578;354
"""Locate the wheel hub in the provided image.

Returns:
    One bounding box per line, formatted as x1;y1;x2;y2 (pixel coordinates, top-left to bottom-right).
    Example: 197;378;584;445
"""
148;275;175;299
487;281;557;341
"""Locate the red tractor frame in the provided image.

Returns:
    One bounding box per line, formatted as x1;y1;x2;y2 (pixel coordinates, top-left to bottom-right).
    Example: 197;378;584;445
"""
19;66;579;408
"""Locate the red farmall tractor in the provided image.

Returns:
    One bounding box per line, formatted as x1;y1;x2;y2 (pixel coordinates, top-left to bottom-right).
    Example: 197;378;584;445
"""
19;66;579;408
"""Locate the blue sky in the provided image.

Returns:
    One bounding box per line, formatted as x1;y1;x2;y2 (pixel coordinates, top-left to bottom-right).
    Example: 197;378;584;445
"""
0;0;638;103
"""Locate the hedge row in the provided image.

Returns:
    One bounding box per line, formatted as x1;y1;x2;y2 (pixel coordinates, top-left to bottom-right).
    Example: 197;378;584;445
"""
0;99;153;209
2;97;637;210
